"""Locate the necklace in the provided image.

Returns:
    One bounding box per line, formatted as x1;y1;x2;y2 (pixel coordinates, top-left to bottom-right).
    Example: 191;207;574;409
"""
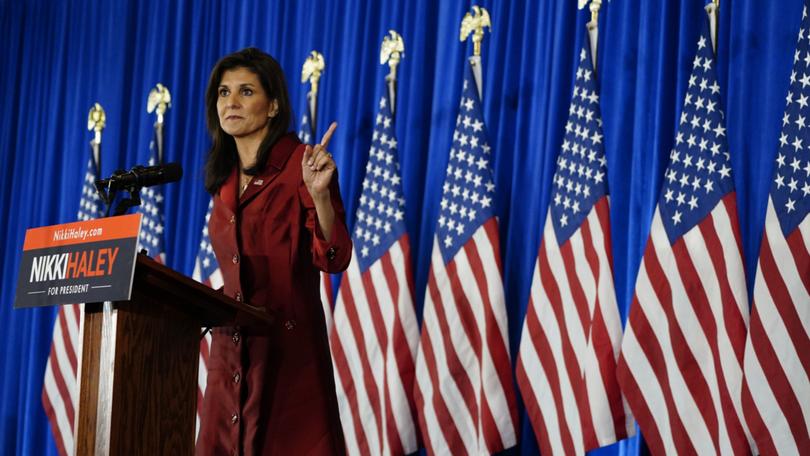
239;173;251;194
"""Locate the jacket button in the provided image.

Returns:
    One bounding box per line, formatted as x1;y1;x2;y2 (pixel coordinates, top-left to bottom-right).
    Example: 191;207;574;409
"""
232;253;239;264
231;413;239;424
326;247;337;261
229;215;236;224
284;320;296;330
232;331;240;345
235;291;242;302
232;372;241;384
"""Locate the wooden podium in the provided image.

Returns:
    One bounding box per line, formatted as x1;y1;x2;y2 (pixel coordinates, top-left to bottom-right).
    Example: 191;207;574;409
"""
74;254;271;455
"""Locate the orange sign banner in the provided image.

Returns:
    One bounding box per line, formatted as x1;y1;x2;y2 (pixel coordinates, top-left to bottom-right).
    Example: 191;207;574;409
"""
23;213;142;251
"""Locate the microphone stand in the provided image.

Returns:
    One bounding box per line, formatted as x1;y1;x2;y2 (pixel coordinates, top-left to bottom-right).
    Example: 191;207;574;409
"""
94;172;144;217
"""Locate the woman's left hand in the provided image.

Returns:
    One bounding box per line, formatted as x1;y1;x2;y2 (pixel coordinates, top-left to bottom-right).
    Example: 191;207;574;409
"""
302;121;338;200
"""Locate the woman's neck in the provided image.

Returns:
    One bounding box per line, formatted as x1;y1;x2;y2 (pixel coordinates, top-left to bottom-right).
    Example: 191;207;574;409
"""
233;135;264;173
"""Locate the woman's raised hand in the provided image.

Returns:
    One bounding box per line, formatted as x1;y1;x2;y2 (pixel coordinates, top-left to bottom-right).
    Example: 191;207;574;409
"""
302;121;338;200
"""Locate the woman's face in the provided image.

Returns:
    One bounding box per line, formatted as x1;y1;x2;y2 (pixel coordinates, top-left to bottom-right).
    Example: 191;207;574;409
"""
216;67;278;141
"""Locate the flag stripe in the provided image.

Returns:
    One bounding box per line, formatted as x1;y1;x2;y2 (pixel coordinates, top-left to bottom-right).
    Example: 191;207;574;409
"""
42;361;72;456
742;281;805;455
616;328;672;454
331;316;374;456
515;344;568;456
560;237;593;344
470;224;519;442
365;255;401;455
417;285;472;453
671;232;727;453
559;235;601;447
760;225;810;385
414;326;460;454
701;200;748;364
621;202;751;454
334;261;385;454
680;214;748;454
626;235;700;454
537;240;587;454
332;238;422;455
694;205;751;454
425;248;479;452
518;274;579;455
648;212;723;453
378;246;419;452
748;209;810;447
458;238;508;452
746;284;809;450
358;263;393;450
578;203;630;445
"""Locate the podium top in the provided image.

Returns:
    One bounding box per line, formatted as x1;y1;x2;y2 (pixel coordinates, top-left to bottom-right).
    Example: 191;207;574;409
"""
132;254;273;327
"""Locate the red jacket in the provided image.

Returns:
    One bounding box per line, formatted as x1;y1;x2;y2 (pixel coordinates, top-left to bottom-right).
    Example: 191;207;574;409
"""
197;133;351;455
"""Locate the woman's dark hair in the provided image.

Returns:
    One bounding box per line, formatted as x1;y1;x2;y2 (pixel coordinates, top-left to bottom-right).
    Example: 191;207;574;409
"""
204;47;292;194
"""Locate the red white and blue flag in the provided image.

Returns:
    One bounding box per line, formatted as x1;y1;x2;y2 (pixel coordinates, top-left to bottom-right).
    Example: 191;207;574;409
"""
742;4;810;453
616;18;751;454
515;41;633;455
414;60;518;455
330;90;420;455
42;151;104;456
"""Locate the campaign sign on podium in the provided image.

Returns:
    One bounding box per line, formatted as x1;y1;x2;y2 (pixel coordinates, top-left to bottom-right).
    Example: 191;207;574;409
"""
14;214;142;308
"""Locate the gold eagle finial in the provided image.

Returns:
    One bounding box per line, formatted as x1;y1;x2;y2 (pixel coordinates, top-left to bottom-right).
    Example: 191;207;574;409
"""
147;83;172;124
380;30;405;67
460;6;491;57
578;0;603;22
87;102;106;144
301;50;325;92
87;103;106;133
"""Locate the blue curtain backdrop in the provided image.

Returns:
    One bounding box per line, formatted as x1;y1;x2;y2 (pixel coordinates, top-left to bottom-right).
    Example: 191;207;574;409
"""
0;0;798;454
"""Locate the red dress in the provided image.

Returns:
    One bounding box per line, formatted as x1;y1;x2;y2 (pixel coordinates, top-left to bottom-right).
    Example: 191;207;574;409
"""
196;133;351;455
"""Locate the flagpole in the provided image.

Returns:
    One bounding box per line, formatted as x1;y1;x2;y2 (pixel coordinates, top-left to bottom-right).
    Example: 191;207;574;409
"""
302;51;325;136
77;101;106;438
87;103;105;173
460;5;491;100
147;83;171;165
586;0;601;71
381;30;404;115
705;0;719;53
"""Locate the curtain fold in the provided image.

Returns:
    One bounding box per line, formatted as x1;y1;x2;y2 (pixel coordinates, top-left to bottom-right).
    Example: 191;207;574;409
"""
0;0;797;454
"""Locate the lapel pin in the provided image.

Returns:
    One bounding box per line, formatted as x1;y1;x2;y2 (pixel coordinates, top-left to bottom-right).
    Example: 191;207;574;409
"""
254;179;264;185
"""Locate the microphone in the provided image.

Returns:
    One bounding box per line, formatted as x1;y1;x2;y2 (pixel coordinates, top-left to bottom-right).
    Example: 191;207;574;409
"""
96;162;183;190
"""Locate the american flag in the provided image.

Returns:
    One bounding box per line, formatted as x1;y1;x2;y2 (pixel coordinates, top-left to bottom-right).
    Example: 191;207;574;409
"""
191;199;221;438
413;60;518;455
329;92;420;455
616;18;752;454
299;106;335;328
42;151;103;456
742;5;810;453
136;128;166;263
515;41;633;455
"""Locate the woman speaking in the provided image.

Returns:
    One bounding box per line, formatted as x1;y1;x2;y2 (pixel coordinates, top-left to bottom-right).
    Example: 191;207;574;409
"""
196;47;351;455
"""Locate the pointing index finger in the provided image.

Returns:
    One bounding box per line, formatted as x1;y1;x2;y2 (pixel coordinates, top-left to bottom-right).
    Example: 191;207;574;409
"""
319;122;338;148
